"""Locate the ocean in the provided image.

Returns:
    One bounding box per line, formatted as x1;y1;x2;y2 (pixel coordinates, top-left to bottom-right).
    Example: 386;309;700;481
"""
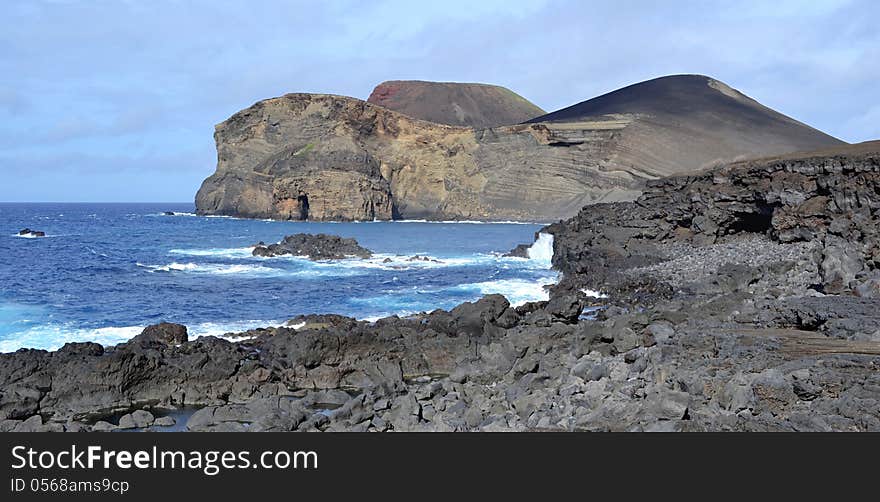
0;203;556;353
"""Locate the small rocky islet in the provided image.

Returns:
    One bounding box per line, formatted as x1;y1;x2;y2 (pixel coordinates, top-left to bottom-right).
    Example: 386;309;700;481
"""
3;142;880;432
17;228;45;237
251;233;373;260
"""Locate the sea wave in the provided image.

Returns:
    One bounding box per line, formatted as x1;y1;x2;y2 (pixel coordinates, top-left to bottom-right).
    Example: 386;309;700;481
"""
187;319;286;339
451;275;558;306
136;261;365;278
136;262;282;276
526;232;554;267
172;246;521;270
169;247;255;258
353;270;560;312
311;253;500;271
11;233;55;239
191;247;550;271
0;324;143;353
0;319;289;353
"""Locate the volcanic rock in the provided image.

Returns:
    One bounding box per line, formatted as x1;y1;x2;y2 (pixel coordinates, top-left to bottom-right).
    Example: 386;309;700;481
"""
252;233;372;260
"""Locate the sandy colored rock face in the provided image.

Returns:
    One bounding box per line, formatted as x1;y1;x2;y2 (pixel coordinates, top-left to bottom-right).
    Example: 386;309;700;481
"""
195;93;648;221
196;76;844;222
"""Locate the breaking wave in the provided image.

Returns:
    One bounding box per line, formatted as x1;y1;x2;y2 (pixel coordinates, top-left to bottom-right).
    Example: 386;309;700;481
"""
136;262;282;276
169;247;255;258
452;275;558;306
526;233;554;267
0;319;289;353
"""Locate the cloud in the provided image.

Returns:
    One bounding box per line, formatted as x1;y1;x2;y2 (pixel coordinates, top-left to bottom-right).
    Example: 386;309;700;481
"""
0;0;878;201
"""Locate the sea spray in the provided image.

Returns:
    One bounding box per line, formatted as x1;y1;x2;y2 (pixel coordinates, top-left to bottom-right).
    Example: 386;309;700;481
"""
526;232;554;267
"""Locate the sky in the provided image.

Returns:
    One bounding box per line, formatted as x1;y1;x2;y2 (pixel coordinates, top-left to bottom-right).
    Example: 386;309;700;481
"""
1;0;877;202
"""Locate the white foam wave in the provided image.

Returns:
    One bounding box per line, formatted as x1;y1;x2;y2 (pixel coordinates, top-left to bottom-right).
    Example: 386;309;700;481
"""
187;319;285;339
136;261;364;278
171;247;545;273
161;212;197;217
358;311;419;323
169;247;255;258
0;319;291;352
526;233;554;268
453;274;559;306
315;253;496;271
0;324;143;353
11;233;54;239
274;252;548;273
136;262;282;276
581;288;608;299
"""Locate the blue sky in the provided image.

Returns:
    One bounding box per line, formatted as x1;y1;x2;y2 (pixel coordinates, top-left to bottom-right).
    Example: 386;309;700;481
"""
1;0;877;202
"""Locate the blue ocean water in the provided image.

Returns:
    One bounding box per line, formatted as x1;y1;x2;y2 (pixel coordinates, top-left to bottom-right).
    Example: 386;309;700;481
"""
0;203;556;352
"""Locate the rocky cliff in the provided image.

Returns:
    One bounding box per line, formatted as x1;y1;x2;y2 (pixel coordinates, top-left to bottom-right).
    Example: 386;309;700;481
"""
367;80;545;128
196;76;845;222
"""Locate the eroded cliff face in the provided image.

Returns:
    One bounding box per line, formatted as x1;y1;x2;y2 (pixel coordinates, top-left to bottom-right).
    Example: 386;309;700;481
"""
196;94;676;221
195;77;843;222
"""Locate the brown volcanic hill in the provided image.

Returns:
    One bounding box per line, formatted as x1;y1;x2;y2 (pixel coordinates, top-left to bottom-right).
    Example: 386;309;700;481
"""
367;80;545;128
528;74;845;173
195;76;847;222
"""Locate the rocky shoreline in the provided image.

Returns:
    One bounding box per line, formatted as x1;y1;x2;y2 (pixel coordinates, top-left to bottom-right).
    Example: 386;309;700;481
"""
2;143;880;432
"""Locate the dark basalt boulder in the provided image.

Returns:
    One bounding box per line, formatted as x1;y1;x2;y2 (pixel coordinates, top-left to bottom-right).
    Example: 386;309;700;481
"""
18;228;45;237
543;294;584;323
130;322;188;347
504;243;531;258
252;233;372;260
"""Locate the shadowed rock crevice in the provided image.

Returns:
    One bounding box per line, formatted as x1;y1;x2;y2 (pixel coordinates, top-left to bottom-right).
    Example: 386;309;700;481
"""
297;194;309;220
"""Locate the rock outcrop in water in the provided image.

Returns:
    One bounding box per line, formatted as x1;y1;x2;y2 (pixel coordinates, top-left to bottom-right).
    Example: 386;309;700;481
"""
252;233;372;260
367;80;545;128
195;75;843;222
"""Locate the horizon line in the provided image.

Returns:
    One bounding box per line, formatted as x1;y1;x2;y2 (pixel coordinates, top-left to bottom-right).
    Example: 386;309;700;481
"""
0;201;194;204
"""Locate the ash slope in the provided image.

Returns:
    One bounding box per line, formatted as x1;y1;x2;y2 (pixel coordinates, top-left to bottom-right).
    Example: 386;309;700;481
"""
367;80;545;128
530;74;845;175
